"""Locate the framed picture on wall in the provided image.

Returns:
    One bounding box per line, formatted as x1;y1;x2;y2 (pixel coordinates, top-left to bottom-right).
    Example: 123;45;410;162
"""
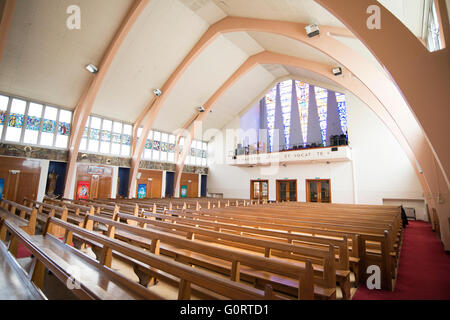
180;185;188;198
0;178;4;200
87;166;105;175
137;184;147;199
76;181;90;200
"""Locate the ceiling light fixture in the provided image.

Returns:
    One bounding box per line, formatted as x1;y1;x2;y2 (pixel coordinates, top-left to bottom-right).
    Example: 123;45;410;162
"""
85;64;98;74
153;88;162;97
332;67;343;76
305;24;320;38
197;105;205;112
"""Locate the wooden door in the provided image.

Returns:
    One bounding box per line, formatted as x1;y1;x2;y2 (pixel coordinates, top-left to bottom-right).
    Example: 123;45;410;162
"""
136;170;163;199
306;179;331;203
90;175;99;199
0;156;41;203
180;173;199;198
276;180;297;202
5;170;20;202
250;180;269;202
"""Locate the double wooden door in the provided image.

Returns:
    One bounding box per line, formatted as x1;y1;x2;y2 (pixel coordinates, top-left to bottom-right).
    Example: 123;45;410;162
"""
276;180;297;202
250;180;269;202
306;179;331;203
0;157;40;203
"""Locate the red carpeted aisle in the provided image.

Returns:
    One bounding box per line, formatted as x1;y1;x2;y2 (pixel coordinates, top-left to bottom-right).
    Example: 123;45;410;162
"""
354;220;450;300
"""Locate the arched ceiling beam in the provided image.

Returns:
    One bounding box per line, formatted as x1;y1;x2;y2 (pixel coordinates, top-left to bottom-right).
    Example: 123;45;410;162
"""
63;0;150;198
314;0;450;194
128;16;444;208
171;51;433;205
0;0;16;65
128;18;356;196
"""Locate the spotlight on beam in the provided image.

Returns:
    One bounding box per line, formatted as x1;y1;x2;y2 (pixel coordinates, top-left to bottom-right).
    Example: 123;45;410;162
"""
305;24;320;38
332;67;343;76
85;64;98;74
153;89;162;97
197;105;205;112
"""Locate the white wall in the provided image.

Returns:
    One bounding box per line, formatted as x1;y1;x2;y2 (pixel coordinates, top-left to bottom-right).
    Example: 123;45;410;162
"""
206;92;425;215
346;94;424;204
111;166;119;199
37;160;49;202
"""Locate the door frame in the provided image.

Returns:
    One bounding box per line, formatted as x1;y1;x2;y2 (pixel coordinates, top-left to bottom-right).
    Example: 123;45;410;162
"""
306;179;332;203
276;179;297;202
250;180;269;201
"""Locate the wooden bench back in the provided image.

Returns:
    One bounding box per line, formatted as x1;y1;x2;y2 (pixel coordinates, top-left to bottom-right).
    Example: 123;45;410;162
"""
44;216;286;300
85;213;317;299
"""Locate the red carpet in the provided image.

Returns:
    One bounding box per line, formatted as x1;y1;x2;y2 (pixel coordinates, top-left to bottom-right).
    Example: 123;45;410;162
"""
354;220;450;300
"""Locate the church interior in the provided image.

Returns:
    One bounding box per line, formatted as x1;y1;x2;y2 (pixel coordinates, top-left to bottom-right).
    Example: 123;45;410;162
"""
0;0;449;302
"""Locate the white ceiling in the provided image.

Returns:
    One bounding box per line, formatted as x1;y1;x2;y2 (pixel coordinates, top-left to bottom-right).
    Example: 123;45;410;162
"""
0;0;134;109
0;0;430;140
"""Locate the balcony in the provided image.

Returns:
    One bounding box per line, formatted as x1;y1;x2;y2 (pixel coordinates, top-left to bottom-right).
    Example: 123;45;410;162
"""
227;145;352;167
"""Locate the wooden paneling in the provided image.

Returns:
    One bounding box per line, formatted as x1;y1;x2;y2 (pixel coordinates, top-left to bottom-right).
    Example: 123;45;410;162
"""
180;173;199;198
0;156;41;203
136;169;162;199
75;164;113;200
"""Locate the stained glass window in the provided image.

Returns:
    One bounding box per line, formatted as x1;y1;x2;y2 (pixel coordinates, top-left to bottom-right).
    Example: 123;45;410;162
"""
122;134;131;145
5;99;25;142
100;130;110;141
1;94;73;148
0;95;7;138
279;80;292;147
42;119;55;133
111;133;121;144
26;118;40;131
8;113;24;128
335;92;348;135
55;110;72;148
24;103;43;145
265;86;277;151
314;87;328;146
89;128;100;141
40;106;58;146
295;81;309;145
427;0;443;52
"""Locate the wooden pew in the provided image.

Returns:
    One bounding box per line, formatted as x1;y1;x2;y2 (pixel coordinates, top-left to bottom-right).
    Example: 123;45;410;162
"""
0;199;38;239
0;221;45;300
82;212;331;300
0;216;275;300
178;207;397;291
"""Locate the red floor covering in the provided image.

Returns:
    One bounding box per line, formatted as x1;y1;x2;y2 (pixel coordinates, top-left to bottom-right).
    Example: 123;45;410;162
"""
354;220;450;300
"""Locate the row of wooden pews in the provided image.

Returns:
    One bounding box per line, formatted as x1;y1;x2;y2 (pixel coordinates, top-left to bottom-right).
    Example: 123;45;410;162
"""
0;196;403;300
43;197;353;299
0;198;298;300
45;197;403;295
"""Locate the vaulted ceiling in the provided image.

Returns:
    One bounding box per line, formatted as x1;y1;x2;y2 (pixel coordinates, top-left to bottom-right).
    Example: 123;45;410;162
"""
0;0;428;138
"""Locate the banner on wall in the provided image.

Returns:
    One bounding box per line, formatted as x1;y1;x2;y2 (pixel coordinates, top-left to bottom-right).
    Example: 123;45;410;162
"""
76;181;90;200
180;185;188;198
0;178;4;199
137;184;147;199
88;166;105;175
